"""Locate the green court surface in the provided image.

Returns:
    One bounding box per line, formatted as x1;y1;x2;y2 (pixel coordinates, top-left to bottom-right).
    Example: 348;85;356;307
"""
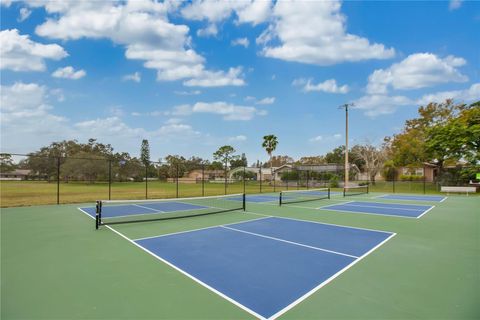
1;193;479;319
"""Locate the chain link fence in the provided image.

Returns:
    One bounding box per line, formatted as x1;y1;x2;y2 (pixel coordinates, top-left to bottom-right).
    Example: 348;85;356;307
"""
0;153;477;207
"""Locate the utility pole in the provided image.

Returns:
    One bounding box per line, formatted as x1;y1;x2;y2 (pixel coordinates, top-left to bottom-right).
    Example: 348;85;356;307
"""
339;103;354;188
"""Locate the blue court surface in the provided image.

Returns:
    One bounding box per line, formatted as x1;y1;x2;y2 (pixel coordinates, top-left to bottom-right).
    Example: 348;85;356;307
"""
80;202;208;218
377;194;446;202
319;201;434;218
133;216;395;319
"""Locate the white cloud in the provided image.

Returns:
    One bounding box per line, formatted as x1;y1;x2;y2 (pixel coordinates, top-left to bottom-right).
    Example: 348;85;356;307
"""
256;97;275;105
353;94;413;117
171;101;266;120
30;1;243;87
18;7;32;22
293;78;349;94
49;88;65;102
174;90;201;96
228;135;247;142
197;24;218;37
417;83;480;105
0;29;67;72
52;66;86;79
0;81;207;154
183;67;245;87
0;82;70;149
366;53;468;94
0;0;12;7
231;37;250;48
235;0;272;25
123;72;141;82
244;96;256;101
257;1;394;65
449;0;463;10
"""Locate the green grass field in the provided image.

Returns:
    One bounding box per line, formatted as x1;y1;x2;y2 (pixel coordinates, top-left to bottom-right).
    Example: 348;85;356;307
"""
0;180;445;207
1;192;479;319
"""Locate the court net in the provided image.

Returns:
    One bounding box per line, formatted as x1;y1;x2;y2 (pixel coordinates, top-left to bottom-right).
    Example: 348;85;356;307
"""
343;185;369;197
279;188;330;205
95;193;245;229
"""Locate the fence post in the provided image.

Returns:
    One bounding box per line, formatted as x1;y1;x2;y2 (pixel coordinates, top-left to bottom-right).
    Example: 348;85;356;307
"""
286;169;289;190
56;156;60;204
224;164;227;195
393;168;396;193
145;164;148;199
202;164;205;197
108;160;112;200
260;166;262;193
423;164;426;194
273;168;276;193
306;170;309;190
176;163;179;198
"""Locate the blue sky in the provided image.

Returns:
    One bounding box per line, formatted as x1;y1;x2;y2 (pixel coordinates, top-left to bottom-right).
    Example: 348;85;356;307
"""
1;0;479;164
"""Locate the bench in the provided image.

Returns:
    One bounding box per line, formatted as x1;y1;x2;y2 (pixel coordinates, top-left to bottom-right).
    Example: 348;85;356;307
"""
440;186;477;195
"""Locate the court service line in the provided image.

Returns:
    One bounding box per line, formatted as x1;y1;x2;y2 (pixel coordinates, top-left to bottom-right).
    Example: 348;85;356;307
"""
221;225;359;259
316;207;419;219
133;203;163;212
105;225;267;320
269;232;397;320
321;203;432;212
132;215;272;241
242;211;395;235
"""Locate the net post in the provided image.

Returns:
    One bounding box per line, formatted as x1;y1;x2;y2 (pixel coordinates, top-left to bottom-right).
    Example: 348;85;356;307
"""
366;185;369;194
95;200;102;229
243;166;246;194
242;193;246;211
279;192;282;206
202;164;205;197
343;187;346;197
328;188;331;199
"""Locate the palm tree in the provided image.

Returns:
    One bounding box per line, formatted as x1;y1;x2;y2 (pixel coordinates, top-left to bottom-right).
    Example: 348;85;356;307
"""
262;135;278;182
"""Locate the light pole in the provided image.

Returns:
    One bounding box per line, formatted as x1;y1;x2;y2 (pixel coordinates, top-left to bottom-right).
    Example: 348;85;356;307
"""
339;103;354;188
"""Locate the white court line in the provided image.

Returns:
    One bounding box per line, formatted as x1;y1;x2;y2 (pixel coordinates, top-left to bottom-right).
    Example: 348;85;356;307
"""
105;224;267;320
221;225;359;259
269;232;397;320
377;194;447;203
331;203;432;212
317;207;419;219
133;215;271;241
416;205;436;219
133;203;163;212
242;211;394;235
78;206;396;319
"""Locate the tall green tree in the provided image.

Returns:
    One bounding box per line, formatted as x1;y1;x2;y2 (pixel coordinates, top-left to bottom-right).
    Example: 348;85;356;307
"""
140;139;150;166
213;145;238;170
0;153;15;173
425;101;480;166
262;135;278;178
386;99;479;170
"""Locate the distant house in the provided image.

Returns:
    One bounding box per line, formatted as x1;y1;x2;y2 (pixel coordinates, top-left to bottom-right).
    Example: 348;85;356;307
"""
0;169;31;180
167;169;226;183
395;163;438;182
229;164;359;182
